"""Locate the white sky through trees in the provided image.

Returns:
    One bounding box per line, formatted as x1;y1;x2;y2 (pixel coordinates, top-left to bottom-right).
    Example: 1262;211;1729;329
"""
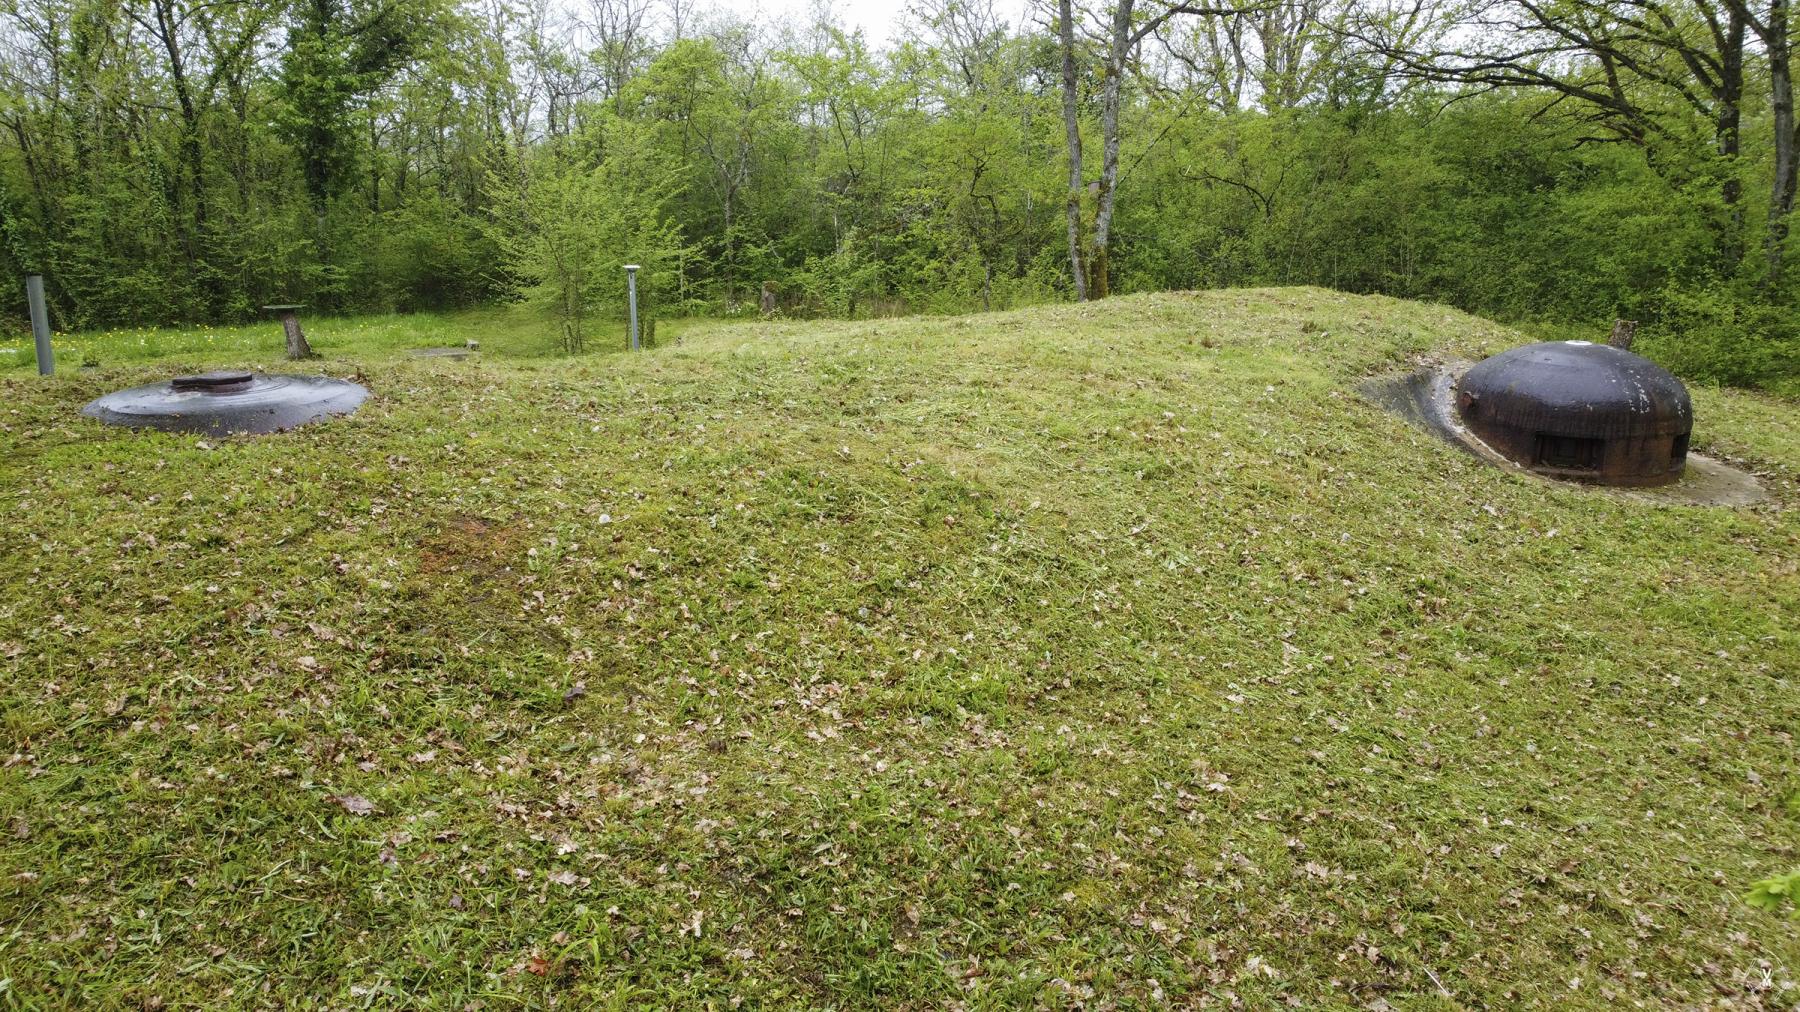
748;0;908;46
555;0;1038;51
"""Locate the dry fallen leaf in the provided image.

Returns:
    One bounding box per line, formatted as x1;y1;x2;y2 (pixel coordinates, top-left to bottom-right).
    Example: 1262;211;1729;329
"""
333;794;377;816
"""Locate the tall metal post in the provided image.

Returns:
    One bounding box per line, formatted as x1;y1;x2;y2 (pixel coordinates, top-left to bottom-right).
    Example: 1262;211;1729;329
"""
25;274;52;376
624;264;641;351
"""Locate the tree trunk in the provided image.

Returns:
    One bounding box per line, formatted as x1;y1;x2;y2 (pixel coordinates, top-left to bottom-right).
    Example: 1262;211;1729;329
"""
152;0;206;268
1058;0;1089;302
722;192;737;307
1766;0;1797;292
1090;1;1136;300
369;108;382;211
1719;7;1746;272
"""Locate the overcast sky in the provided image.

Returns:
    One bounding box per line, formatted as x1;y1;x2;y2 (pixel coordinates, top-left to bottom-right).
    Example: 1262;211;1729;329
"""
717;0;1039;49
755;0;901;45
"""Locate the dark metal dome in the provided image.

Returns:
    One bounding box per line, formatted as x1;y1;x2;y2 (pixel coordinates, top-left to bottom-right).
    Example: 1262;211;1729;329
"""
1454;341;1691;487
81;371;369;436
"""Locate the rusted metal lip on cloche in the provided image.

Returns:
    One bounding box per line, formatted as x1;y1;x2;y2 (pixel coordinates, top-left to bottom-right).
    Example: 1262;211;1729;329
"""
1358;353;1766;507
170;370;256;393
81;372;369;436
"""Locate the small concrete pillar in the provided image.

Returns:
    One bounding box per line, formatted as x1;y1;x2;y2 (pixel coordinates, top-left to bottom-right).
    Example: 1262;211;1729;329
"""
1608;319;1637;351
264;304;315;359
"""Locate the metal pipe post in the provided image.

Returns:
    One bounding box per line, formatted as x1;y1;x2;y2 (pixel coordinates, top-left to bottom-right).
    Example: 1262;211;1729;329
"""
25;274;52;376
624;264;641;351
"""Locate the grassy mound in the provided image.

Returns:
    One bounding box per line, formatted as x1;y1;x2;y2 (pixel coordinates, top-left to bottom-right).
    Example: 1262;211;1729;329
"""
2;288;1797;1007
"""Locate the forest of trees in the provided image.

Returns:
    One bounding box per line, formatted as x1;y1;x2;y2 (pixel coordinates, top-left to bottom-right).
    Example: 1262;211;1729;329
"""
0;0;1795;381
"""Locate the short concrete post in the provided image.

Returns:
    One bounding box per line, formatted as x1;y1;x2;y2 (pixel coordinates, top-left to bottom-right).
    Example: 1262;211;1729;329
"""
25;274;52;376
1608;319;1637;351
264;304;315;359
624;265;641;351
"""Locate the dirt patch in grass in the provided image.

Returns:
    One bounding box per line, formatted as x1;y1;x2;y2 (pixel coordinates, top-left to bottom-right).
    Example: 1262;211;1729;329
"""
403;514;565;656
417;514;527;578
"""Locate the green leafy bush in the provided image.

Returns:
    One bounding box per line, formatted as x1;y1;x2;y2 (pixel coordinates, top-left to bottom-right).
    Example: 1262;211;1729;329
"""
1635;283;1800;388
484;121;688;354
1747;870;1800;918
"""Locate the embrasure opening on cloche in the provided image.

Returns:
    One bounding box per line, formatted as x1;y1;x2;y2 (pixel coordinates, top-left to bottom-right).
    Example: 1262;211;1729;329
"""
81;371;368;435
1454;341;1691;487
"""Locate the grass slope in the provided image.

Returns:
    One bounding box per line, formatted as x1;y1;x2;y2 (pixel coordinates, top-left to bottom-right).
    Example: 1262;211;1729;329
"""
2;288;1798;1009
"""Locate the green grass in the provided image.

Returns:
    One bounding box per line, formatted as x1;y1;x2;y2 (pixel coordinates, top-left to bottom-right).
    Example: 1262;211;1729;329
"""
2;287;1797;1008
0;304;678;371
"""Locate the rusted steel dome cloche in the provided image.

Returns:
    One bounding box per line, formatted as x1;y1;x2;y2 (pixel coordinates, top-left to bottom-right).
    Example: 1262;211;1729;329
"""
1453;341;1692;487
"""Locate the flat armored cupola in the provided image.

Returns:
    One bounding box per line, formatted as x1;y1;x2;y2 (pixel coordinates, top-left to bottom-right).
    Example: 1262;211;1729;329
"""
81;371;369;436
1453;341;1692;487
